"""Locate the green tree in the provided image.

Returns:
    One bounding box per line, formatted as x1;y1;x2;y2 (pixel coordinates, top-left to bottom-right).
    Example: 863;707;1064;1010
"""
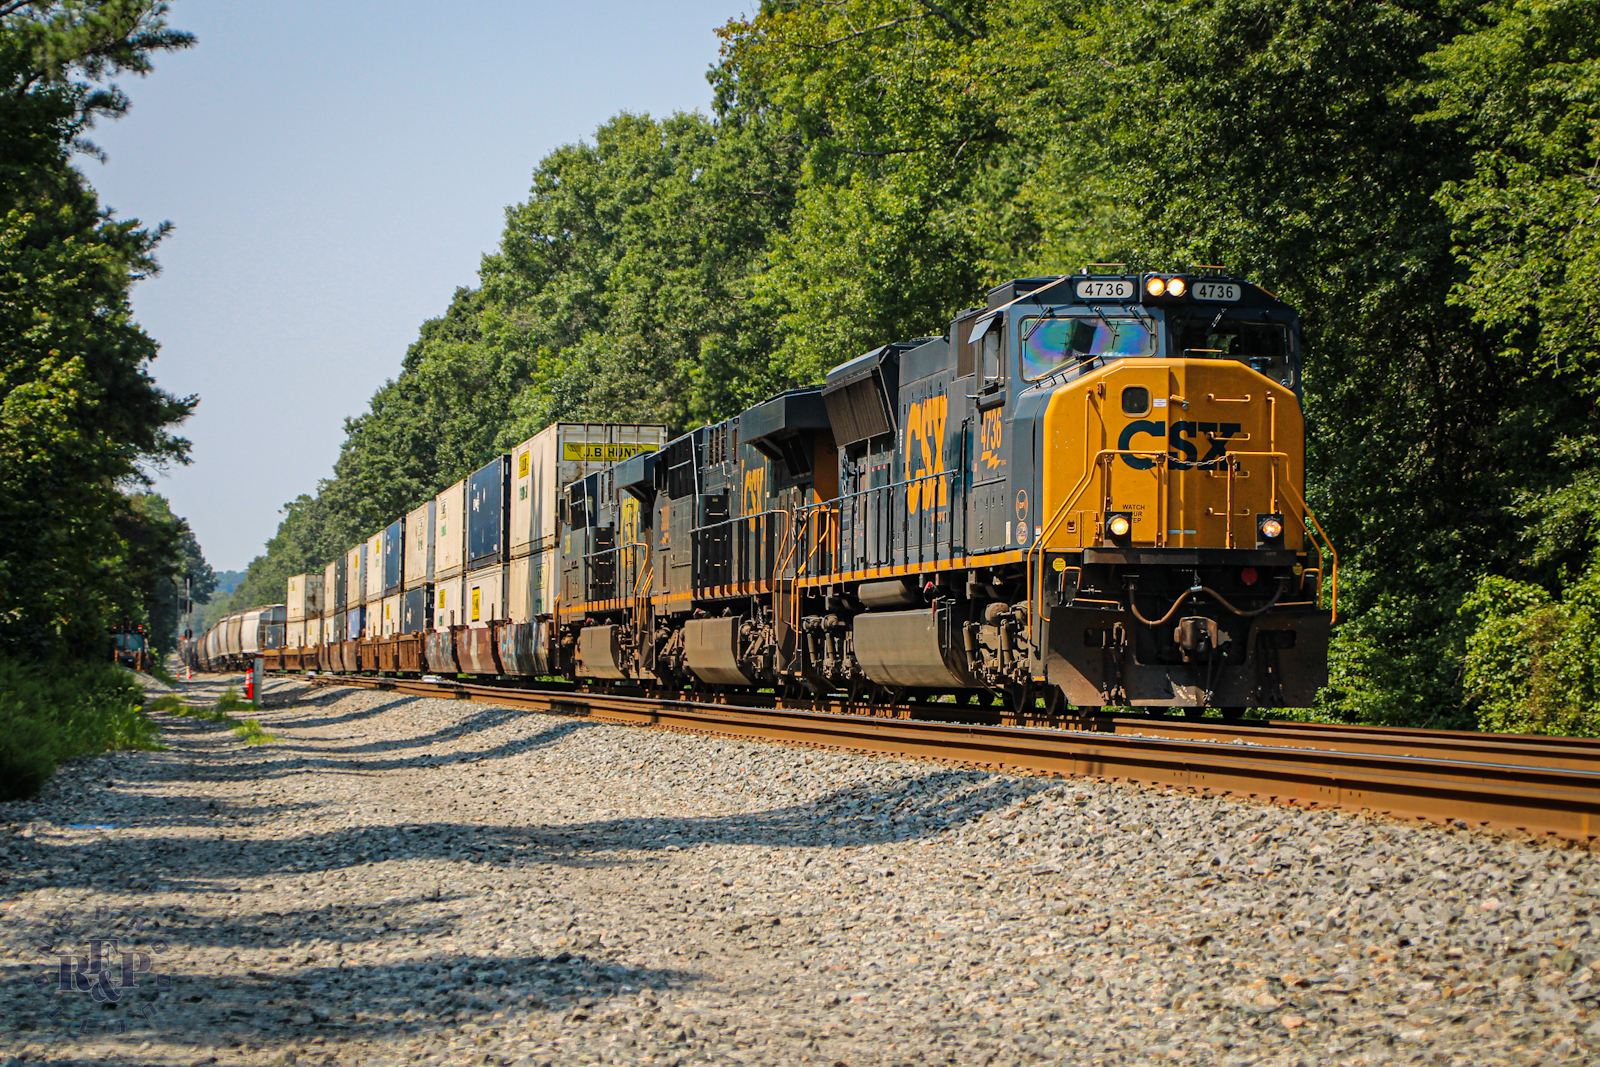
0;1;195;656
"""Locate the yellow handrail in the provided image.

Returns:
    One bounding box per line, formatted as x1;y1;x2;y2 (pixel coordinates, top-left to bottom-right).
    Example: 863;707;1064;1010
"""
1026;447;1169;649
1026;446;1341;642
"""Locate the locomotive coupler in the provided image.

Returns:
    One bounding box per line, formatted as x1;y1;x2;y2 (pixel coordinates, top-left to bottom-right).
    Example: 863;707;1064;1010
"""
1173;616;1230;662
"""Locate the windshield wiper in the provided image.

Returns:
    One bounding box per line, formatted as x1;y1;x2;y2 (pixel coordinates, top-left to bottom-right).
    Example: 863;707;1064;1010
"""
1021;307;1058;345
1092;303;1121;341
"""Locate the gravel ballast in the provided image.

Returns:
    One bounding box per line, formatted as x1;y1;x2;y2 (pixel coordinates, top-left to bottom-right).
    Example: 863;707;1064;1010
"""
2;676;1598;1066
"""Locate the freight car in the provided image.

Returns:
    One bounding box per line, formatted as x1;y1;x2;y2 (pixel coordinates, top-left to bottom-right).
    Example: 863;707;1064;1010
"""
275;268;1334;716
266;424;669;679
193;605;286;673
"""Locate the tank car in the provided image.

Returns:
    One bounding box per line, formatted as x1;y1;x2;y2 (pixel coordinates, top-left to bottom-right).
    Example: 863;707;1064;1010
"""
555;270;1334;715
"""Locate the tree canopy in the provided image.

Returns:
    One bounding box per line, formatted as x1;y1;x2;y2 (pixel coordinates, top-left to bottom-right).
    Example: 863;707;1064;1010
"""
0;1;205;658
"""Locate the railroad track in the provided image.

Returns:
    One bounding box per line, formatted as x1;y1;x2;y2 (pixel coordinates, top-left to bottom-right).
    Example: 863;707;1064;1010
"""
301;672;1600;844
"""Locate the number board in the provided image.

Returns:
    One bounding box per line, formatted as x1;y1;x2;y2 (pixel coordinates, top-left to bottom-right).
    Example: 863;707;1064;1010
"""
1193;281;1241;302
1075;279;1134;300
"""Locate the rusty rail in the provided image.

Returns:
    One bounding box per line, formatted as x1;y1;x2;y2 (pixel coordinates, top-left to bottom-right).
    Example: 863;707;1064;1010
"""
304;674;1600;844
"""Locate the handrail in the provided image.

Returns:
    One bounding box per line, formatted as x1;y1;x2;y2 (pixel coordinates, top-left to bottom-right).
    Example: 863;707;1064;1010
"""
1272;470;1340;621
1027;445;1342;647
688;508;793;591
797;468;960;575
1027;447;1168;649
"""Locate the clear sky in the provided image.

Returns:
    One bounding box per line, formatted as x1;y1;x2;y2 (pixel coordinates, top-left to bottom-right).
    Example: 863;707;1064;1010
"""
86;0;750;572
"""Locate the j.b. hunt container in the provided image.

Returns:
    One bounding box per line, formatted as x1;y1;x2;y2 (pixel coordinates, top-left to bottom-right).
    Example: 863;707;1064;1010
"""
507;423;667;559
499;424;666;676
433;575;464;630
379;594;402;638
456;564;505;674
324;556;347;615
425;573;464;674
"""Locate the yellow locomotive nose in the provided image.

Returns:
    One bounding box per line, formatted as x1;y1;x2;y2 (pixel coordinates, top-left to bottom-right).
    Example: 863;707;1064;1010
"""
1040;356;1315;555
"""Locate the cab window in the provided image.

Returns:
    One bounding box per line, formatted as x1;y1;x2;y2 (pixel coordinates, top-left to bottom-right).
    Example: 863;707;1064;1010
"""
1021;316;1156;380
1174;314;1292;379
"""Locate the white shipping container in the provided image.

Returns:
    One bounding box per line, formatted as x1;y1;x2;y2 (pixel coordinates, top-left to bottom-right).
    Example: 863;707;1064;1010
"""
306;615;322;648
434;479;467;578
287;574;305;622
508;423;667;559
346;544;367;606
433;575;464;631
464;565;505;629
323;558;342;612
404;500;435;588
380;594;401;638
507;547;557;624
365;531;384;603
285;573;324;622
286;619;306;648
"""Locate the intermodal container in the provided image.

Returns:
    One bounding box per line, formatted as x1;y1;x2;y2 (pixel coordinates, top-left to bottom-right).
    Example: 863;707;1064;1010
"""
508;423;668;559
434;480;467;580
404;501;435;589
364;531;384;604
467;455;511;570
382;518;404;597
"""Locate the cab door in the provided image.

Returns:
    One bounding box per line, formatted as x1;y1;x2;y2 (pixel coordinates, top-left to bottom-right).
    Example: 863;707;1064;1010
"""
968;313;1012;553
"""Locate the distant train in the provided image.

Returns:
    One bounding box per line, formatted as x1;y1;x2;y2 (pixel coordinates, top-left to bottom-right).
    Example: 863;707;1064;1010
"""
239;270;1335;716
188;605;285;673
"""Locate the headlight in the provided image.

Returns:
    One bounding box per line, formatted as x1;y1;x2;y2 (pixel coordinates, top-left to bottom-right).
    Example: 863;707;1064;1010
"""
1145;277;1166;297
1108;514;1131;537
1166;276;1187;296
1260;517;1284;540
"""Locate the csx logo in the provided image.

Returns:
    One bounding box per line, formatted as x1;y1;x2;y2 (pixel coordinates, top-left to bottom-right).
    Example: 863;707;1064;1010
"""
1118;421;1243;470
742;464;767;517
905;395;949;514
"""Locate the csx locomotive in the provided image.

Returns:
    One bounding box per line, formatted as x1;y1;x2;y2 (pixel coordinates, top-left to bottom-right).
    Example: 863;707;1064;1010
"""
554;270;1333;714
259;269;1333;716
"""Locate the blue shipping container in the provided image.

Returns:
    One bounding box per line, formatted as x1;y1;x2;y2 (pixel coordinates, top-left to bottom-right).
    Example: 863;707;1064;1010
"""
383;518;404;595
467;455;511;569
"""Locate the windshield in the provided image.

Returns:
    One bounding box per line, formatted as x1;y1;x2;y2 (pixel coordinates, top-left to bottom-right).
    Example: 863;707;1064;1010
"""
1021;315;1156;380
1173;314;1290;364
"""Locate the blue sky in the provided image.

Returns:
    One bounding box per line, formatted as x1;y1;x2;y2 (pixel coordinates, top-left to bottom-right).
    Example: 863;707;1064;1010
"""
87;0;750;571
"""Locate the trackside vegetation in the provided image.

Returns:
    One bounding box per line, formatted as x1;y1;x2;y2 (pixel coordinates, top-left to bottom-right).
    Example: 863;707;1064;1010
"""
0;659;163;801
0;2;208;797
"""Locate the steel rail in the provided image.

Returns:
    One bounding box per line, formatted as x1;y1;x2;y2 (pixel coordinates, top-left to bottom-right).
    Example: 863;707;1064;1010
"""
1089;716;1600;773
307;674;1600;843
